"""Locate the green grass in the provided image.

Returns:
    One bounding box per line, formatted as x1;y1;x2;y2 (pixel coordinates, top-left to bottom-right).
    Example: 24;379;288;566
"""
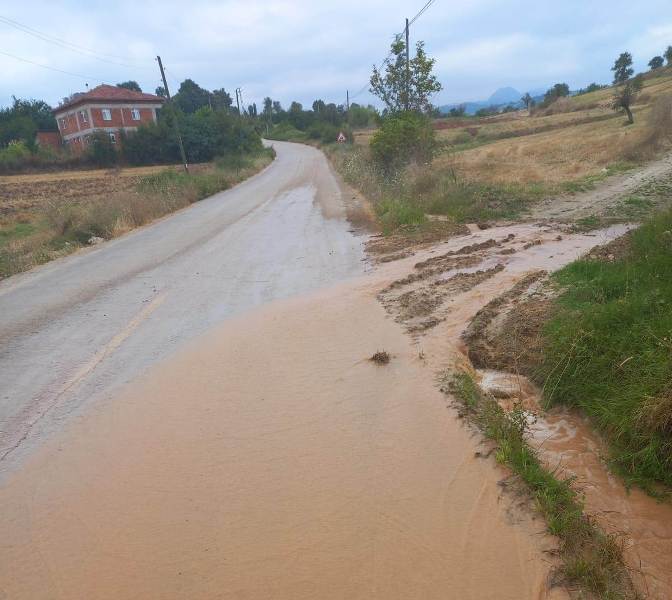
0;222;36;244
538;209;672;494
449;372;638;599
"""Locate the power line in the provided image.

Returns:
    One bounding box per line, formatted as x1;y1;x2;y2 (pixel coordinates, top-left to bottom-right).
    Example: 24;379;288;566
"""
350;0;437;101
0;15;149;69
0;49;102;81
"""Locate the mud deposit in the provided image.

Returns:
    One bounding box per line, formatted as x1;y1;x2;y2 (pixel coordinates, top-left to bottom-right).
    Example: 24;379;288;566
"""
1;221;654;600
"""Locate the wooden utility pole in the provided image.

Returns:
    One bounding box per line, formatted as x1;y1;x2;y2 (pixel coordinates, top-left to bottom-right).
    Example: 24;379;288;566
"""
156;55;188;173
405;18;410;111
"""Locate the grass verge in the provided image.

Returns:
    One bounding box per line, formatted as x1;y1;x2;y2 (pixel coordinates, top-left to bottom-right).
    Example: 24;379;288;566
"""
0;148;274;279
327;144;545;234
537;210;672;495
448;371;639;599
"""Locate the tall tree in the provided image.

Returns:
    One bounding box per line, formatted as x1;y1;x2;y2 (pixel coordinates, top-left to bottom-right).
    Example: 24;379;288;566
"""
521;92;534;110
312;99;326;114
155;86;167;98
649;56;664;70
612;52;634;84
665;46;672;66
247;103;258;117
211;88;233;111
173;79;211;114
612;74;643;124
116;80;142;92
544;83;570;104
370;38;442;113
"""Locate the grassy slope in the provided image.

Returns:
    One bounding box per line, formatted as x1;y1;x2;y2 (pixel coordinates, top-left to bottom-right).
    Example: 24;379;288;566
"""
537;210;672;494
0;150;274;279
336;69;672;237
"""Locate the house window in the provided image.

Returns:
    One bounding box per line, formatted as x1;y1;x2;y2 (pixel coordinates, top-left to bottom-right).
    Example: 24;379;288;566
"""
79;110;88;123
109;133;116;144
60;118;67;130
131;108;141;120
101;108;112;121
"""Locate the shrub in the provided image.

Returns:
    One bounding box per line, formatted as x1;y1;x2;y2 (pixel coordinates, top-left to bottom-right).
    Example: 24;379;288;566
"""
0;140;33;170
87;131;117;167
369;111;436;171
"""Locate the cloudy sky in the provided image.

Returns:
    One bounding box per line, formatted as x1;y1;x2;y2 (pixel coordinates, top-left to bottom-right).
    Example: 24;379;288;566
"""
1;0;671;110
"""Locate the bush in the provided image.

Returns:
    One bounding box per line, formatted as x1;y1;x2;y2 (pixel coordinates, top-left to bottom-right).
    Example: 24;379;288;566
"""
87;131;117;167
0;140;33;170
266;122;309;142
369;111;436;171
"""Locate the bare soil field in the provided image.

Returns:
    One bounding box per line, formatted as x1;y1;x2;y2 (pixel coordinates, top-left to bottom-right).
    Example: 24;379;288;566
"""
1;164;201;219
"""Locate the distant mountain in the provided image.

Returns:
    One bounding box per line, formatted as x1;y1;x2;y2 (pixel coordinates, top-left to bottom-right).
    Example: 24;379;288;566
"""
487;87;522;105
439;86;547;116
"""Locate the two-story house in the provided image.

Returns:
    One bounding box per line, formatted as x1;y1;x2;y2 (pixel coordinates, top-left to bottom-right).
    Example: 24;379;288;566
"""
53;84;165;151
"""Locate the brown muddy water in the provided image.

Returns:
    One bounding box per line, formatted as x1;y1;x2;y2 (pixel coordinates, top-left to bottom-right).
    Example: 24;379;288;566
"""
478;370;672;599
2;222;669;599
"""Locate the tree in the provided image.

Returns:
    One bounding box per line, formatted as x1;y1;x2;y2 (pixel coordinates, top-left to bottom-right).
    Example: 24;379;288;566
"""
155;86;167;98
649;56;664;70
0;97;57;147
612;52;634;84
370;111;435;170
247;103;257;117
173;79;211;114
543;83;570;105
312;99;326;114
612;74;643;124
448;105;466;117
210;88;232;111
665;46;672;66
117;81;142;92
370;38;442;113
521;92;534;110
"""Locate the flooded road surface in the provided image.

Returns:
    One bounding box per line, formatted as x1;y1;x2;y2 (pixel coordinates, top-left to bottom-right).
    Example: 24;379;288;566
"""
3;184;665;599
0;141;364;471
0;275;561;600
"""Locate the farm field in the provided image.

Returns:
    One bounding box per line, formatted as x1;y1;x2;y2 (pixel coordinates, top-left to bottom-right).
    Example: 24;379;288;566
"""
0;152;274;278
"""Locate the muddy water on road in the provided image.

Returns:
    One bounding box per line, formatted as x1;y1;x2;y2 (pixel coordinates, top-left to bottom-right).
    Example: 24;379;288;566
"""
0;266;561;599
1;223;655;600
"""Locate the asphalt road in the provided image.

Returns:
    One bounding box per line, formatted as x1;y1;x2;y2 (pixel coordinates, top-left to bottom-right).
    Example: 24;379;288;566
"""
0;141;365;471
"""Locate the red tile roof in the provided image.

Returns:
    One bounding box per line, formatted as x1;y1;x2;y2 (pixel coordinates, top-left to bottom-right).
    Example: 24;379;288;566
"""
55;84;165;112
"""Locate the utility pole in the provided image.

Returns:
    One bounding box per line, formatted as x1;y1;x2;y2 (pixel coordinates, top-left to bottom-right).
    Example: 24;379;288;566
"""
235;88;241;115
156;55;188;173
346;89;349;112
405;17;410;111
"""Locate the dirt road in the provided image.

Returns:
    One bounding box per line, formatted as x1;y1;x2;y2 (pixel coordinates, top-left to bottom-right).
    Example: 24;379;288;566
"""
529;151;672;220
0;141;364;470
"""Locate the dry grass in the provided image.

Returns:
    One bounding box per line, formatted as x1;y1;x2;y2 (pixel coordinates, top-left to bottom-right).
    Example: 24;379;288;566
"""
0;152;274;279
434;72;672;186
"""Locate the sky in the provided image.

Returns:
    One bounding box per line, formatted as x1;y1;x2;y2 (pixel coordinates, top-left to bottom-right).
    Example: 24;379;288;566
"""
1;0;671;110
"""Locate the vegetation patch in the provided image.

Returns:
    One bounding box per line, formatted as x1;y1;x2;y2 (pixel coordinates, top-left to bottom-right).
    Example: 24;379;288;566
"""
0;148;274;279
447;371;638;599
537;210;672;494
